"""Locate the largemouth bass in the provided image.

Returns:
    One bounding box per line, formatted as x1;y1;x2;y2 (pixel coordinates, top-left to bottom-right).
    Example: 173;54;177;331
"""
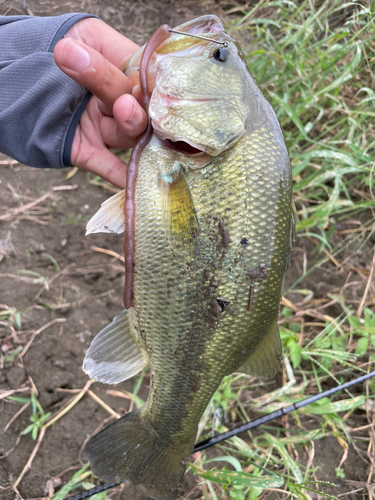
83;15;295;500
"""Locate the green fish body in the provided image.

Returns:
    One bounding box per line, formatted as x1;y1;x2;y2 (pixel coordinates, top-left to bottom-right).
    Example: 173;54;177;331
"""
83;15;295;500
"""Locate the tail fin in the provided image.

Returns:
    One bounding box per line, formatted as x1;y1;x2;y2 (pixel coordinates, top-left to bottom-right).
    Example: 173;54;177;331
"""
85;409;191;500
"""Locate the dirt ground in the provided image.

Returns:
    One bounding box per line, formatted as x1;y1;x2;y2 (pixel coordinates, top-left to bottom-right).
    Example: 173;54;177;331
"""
0;1;374;499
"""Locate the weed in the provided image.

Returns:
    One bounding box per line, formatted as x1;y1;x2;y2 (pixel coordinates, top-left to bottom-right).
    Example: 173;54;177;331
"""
9;393;51;440
349;308;375;356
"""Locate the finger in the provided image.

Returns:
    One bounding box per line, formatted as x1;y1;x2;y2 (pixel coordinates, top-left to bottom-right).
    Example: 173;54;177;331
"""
100;116;138;149
100;95;147;148
100;94;147;148
97;100;113;117
113;94;147;137
54;38;132;112
76;146;128;189
97;89;145;119
64;17;139;70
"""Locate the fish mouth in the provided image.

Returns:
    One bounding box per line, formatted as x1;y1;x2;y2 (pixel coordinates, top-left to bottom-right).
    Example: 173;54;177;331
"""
160;138;204;155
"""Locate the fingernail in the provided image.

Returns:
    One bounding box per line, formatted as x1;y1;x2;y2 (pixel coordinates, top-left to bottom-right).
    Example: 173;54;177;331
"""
125;98;143;127
63;40;91;73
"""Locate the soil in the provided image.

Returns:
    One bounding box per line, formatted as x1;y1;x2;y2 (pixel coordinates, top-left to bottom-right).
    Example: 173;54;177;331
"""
0;1;374;500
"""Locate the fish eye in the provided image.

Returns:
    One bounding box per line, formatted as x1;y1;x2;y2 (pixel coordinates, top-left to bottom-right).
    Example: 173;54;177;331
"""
212;47;230;62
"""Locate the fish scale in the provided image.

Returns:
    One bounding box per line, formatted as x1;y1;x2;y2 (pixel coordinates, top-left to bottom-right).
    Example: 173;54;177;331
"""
83;15;294;500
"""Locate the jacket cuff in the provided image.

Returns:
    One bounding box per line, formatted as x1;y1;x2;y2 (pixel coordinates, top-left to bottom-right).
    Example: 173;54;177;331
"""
50;14;98;167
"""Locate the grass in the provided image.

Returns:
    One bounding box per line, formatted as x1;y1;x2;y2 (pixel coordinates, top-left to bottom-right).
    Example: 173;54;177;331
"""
233;0;375;233
1;1;374;499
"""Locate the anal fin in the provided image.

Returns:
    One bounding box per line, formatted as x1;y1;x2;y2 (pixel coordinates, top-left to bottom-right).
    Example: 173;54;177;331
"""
238;318;282;379
83;308;148;384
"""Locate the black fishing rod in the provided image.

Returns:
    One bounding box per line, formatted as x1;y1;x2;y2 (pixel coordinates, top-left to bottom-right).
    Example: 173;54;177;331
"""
66;370;375;500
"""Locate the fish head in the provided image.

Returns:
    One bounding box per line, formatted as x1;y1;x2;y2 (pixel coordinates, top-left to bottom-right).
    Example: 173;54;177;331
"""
125;16;250;156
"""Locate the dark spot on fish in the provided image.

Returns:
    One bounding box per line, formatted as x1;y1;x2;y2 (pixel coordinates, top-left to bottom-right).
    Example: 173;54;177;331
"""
180;345;188;367
210;298;222;317
240;238;248;245
247;285;254;311
205;298;222;328
189;371;201;392
216;298;230;311
210;277;219;287
247;263;268;282
218;220;231;249
190;228;198;239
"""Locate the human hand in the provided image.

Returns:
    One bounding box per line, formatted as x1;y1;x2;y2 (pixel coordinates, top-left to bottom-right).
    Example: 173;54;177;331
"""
54;18;147;188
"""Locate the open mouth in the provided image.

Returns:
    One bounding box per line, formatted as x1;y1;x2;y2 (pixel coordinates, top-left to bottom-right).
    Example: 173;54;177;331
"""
161;139;203;155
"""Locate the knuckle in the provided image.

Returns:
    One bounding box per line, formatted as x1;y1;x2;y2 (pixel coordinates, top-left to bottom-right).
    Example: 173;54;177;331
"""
97;68;113;92
106;161;123;182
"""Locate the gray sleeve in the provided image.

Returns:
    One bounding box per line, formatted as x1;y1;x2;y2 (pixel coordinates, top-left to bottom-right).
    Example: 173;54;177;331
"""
0;13;97;169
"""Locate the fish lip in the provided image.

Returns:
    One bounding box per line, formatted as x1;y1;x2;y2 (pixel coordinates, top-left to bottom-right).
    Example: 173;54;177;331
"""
154;87;217;106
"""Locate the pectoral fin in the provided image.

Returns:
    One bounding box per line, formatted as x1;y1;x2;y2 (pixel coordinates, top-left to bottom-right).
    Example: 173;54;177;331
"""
238;318;282;379
86;190;125;235
83;308;148;384
160;163;199;255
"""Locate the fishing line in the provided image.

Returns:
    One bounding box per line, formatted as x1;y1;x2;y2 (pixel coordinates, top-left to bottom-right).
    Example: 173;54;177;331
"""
66;370;375;500
168;29;229;47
